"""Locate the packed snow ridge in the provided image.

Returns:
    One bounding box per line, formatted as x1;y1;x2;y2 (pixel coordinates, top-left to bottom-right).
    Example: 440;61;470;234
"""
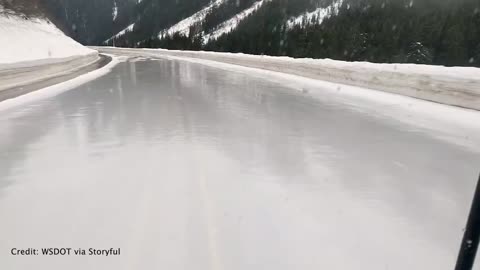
0;12;96;68
159;0;227;38
287;0;344;29
203;0;270;43
98;47;480;110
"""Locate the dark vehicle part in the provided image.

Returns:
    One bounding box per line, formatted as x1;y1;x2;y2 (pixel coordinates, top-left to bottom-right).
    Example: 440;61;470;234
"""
455;173;480;270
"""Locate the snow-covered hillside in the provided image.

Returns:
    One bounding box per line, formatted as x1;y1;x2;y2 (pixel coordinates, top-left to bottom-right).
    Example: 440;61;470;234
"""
159;0;226;38
105;0;270;45
0;13;96;67
105;23;135;44
202;0;270;43
157;0;269;44
286;0;344;28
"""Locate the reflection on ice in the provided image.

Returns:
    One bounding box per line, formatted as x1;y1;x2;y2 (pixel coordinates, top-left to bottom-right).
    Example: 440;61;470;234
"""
0;58;479;270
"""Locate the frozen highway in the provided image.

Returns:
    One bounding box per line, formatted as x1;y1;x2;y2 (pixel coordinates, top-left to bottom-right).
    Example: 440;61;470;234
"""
1;55;480;270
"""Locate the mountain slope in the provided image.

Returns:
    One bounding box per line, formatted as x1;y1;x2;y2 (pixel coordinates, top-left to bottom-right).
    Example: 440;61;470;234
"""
202;0;270;44
286;0;343;29
102;0;213;46
206;0;480;67
42;0;480;67
160;0;227;38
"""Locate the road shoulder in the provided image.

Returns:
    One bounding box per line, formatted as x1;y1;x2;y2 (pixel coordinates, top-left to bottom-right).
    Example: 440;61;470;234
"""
0;54;111;102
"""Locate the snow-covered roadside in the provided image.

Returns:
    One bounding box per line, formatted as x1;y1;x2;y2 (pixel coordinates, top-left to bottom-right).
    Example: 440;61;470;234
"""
0;14;97;69
0;11;109;98
0;54;120;111
94;47;480;151
0;53;102;93
95;47;480;111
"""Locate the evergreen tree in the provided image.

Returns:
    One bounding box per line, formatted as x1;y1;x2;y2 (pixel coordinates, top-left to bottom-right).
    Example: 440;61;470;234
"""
39;0;480;67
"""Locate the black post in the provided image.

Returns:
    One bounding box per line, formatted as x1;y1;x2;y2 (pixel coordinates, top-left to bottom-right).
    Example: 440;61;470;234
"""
455;174;480;270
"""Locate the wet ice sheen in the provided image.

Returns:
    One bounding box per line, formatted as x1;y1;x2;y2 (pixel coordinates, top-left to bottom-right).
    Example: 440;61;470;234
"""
0;58;479;270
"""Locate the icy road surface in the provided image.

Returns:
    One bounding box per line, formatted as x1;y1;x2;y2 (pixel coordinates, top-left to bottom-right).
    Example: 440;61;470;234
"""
1;57;480;270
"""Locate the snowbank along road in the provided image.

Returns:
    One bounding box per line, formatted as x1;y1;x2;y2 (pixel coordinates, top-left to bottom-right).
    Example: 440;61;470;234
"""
0;54;111;102
95;47;480;111
0;53;480;270
0;12;100;97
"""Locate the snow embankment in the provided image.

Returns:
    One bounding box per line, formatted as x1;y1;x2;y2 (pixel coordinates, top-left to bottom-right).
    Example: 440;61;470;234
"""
96;47;480;111
0;13;100;92
0;14;97;69
203;0;270;44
